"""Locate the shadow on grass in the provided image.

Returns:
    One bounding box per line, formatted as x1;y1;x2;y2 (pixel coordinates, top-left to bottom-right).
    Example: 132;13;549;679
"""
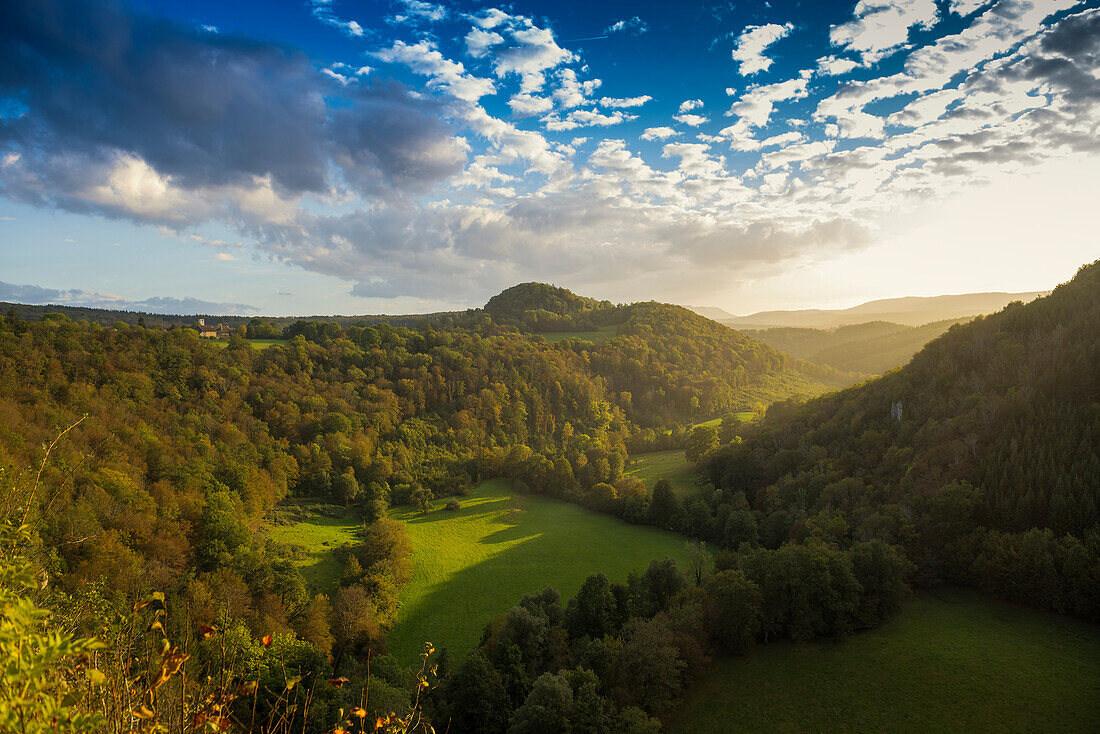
387;484;690;664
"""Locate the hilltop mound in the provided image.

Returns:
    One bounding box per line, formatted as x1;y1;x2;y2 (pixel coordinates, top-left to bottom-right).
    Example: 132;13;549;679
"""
483;282;607;321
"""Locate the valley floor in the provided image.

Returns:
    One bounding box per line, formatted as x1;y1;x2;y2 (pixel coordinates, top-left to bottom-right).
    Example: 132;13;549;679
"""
666;587;1100;733
387;479;691;663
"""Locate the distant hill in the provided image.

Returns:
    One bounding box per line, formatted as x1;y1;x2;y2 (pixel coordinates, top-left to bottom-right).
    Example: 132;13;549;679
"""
587;300;860;425
0;300;462;329
745;319;969;375
481;283;862;423
686;305;736;321
722;291;1047;329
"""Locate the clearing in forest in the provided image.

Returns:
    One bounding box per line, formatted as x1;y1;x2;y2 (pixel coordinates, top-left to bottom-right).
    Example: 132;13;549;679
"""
387;479;690;662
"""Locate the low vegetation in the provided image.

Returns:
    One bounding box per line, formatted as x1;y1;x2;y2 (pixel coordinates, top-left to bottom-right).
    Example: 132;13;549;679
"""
667;588;1100;732
387;479;691;662
264;502;362;593
626;450;699;498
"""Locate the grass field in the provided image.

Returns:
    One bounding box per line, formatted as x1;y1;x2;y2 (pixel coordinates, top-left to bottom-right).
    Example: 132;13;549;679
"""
626;449;700;498
387;479;690;662
666;588;1100;733
538;325;619;344
264;504;362;593
694;412;756;428
209;338;286;350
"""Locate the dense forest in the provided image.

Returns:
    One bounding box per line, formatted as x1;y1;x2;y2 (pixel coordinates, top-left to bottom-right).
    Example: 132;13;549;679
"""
428;539;909;733
2;264;1096;732
696;261;1100;620
0;286;854;732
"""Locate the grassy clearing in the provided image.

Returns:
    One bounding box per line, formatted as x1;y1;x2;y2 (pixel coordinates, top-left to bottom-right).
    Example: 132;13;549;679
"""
694;412;756;429
208;338;286;350
538;325;619;344
388;479;690;663
666;588;1100;733
264;502;362;593
626;450;700;499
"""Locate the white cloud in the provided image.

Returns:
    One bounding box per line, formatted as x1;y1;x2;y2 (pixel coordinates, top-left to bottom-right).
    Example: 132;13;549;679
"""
724;76;810;129
678;99;704;113
541;109;636;131
398;0;446;22
508;92;554;116
673;113;709;127
470;8;510;29
214;252;236;261
309;0;364;37
815;0;1078;138
830;0;939;64
553;68;601;108
600;95;652;108
465;28;504;58
606;16;648;34
731;23;795;76
816;55;859;76
641;126;679;141
949;0;987;17
373;40;495;102
493;23;577;93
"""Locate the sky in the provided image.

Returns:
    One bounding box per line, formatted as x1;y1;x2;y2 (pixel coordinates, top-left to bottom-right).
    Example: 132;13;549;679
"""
1;0;1098;316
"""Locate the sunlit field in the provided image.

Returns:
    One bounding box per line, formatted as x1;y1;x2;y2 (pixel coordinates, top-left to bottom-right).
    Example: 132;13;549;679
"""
387;479;691;662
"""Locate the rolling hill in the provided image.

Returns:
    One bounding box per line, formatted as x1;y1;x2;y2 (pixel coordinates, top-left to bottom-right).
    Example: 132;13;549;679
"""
701;260;1100;617
719;290;1047;329
744;318;969;374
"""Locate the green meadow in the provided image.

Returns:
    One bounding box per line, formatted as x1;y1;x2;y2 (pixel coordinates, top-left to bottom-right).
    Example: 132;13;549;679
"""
264;503;362;593
209;338;286;349
666;588;1100;733
626;449;700;498
387;479;690;662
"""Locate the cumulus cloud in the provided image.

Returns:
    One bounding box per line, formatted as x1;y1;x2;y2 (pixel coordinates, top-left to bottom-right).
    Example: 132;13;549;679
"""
600;96;652;108
830;0;938;64
491;20;577;92
3;0;1097;307
816;55;860;76
641;127;680;141
723;77;810;134
552;69;602;108
373;40;495;102
673;113;710;127
508;93;554;116
541;109;636;132
731;23;795;75
465;28;504;58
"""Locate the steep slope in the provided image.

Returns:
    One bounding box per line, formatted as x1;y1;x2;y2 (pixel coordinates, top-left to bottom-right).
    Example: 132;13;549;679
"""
700;260;1100;616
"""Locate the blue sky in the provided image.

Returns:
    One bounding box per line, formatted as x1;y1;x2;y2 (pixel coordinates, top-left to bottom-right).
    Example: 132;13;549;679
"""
1;0;1098;315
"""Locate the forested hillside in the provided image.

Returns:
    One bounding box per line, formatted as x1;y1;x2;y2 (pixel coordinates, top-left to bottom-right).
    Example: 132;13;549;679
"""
745;319;967;374
0;287;849;643
699;261;1100;619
